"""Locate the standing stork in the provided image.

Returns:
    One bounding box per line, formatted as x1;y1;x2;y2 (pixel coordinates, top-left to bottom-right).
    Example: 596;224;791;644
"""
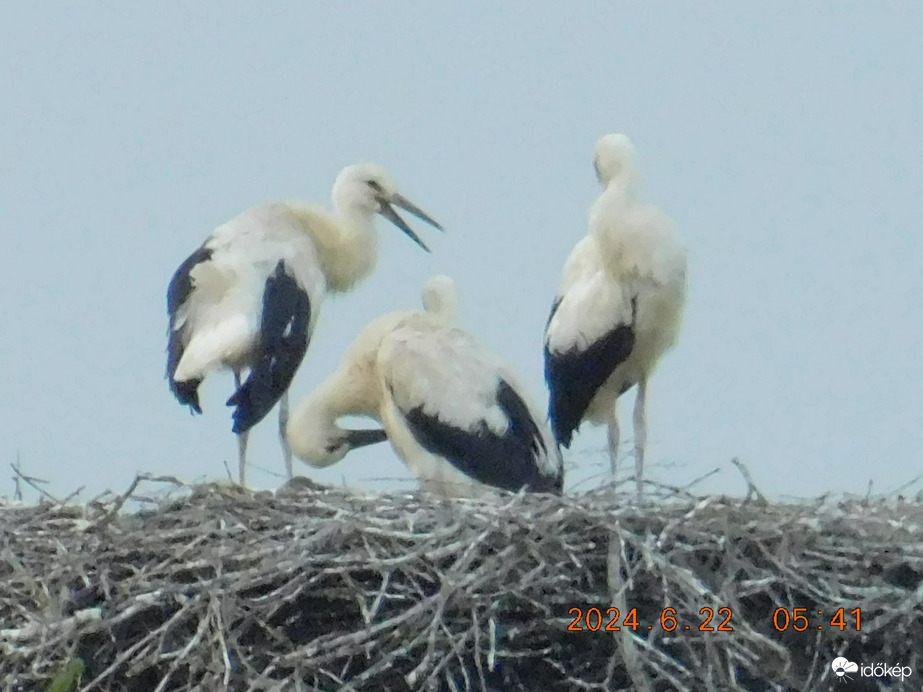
286;275;563;496
544;134;687;496
166;163;442;486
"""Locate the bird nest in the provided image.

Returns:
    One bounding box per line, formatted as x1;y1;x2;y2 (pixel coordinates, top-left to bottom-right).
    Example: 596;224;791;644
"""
1;472;921;691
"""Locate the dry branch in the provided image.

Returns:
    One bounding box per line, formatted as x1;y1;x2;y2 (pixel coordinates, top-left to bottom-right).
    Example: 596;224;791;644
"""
1;475;921;691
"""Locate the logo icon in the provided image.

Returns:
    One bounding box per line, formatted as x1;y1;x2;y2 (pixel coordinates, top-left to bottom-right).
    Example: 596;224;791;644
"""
831;657;858;682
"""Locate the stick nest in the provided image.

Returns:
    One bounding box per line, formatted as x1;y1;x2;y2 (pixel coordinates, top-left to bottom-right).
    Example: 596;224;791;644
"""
1;475;921;691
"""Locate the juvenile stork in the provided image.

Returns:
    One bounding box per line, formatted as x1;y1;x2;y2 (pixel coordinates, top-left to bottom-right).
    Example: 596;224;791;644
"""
544;134;687;496
166;163;442;486
287;275;563;496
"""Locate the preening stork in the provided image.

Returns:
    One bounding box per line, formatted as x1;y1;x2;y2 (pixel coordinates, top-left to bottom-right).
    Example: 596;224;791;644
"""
166;163;442;486
544;133;687;496
286;275;563;496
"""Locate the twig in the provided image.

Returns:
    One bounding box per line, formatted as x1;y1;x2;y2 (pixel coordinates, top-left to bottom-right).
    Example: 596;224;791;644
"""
9;463;59;504
88;474;145;530
730;457;767;505
891;473;923;497
12;454;22;502
1;473;921;690
607;522;652;692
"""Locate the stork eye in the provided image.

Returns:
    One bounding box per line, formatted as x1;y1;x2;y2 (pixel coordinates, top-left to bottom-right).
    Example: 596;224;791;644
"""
366;179;383;192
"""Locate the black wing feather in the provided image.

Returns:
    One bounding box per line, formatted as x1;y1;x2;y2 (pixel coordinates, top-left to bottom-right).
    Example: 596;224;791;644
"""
165;245;213;413
544;297;637;447
403;379;561;494
227;261;311;434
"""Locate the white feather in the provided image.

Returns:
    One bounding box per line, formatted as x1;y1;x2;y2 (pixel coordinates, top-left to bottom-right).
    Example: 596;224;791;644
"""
379;318;512;435
167;164;442;486
171;202;327;383
287;277;562;495
545;132;687;434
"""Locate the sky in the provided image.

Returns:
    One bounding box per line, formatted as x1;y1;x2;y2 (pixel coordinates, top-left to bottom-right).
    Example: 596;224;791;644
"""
1;2;920;502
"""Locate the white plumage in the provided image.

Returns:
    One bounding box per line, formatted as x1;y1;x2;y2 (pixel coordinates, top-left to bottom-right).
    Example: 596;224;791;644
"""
170;205;325;384
166;163;442;486
544;133;687;495
287;275;563;497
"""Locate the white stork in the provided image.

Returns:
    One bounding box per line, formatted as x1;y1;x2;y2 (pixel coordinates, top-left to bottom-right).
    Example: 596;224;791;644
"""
166;163;442;486
286;275;563;496
544;134;687;496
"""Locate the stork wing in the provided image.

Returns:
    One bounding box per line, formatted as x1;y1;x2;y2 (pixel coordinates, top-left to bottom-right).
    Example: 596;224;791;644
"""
380;320;560;493
227;260;312;434
166;245;214;412
544;271;636;447
167;203;326;428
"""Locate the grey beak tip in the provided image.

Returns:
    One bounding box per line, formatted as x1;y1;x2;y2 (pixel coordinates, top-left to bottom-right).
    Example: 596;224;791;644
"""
379;199;435;253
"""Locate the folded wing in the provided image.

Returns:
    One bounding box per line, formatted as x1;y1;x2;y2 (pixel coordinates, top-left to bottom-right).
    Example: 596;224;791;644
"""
381;320;561;493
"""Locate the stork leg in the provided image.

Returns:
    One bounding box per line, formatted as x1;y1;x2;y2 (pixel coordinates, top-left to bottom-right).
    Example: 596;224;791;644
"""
607;402;621;480
633;377;648;499
278;390;294;480
234;370;249;487
237;430;249;487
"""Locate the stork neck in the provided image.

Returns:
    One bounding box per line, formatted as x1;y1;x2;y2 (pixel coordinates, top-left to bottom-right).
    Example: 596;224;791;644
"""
324;205;380;293
310;374;353;421
286;378;350;468
604;170;639;204
588;176;636;250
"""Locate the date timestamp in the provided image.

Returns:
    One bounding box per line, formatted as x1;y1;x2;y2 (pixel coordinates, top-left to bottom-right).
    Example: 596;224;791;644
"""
567;607;733;632
772;607;861;631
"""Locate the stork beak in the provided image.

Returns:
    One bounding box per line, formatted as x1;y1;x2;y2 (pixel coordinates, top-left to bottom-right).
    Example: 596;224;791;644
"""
378;192;443;253
392;193;443;231
344;428;388;449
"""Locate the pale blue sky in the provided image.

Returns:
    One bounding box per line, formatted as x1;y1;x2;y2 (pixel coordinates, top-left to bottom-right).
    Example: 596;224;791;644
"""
1;3;920;500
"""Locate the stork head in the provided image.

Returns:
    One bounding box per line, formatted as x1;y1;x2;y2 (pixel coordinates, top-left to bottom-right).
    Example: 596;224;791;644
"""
592;133;638;188
333;163;443;252
286;407;387;468
421;274;460;321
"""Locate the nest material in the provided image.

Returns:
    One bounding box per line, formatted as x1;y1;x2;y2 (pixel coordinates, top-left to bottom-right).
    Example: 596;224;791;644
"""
1;475;921;692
